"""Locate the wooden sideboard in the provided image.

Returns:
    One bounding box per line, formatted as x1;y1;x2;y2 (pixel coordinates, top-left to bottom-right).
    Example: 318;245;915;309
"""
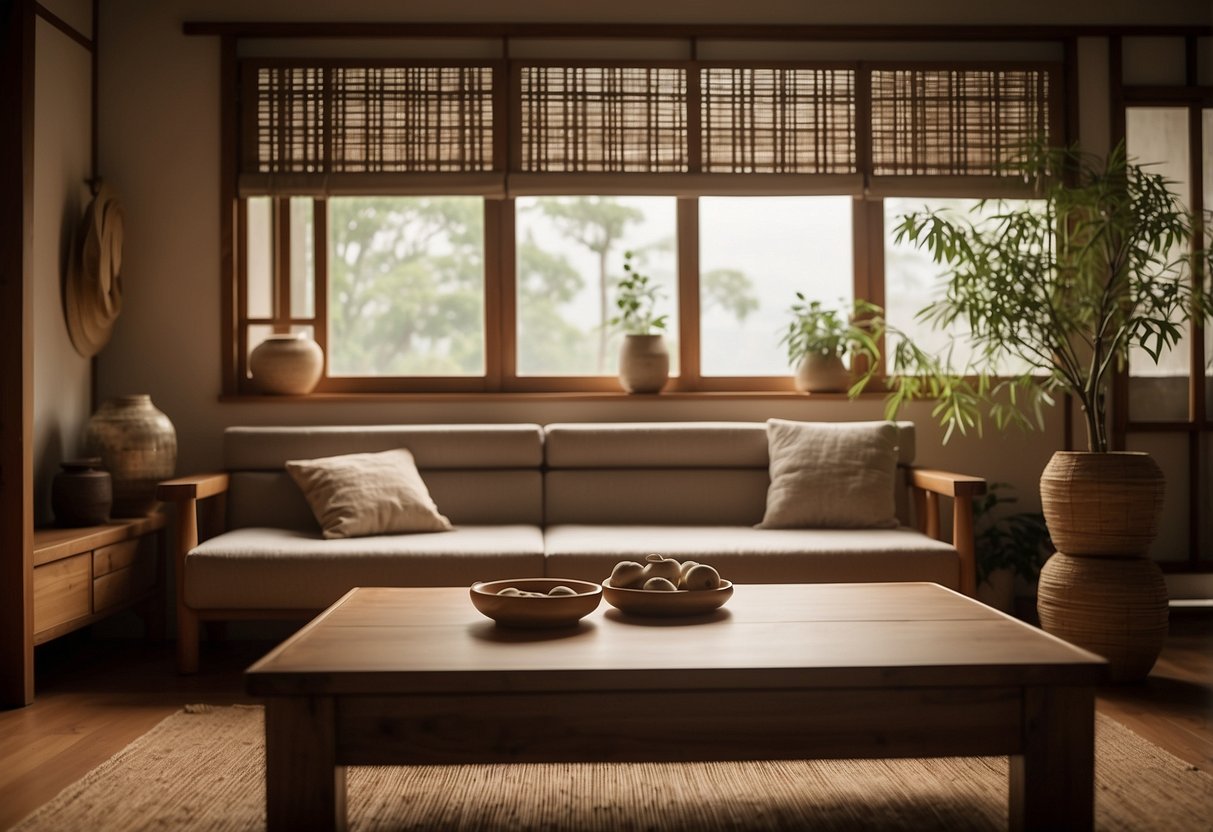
32;513;167;646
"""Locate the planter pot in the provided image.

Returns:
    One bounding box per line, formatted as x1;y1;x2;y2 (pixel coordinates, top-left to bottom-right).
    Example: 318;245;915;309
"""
1039;451;1164;557
793;353;849;393
1037;552;1168;682
84;394;177;517
249;333;324;395
618;334;669;394
51;458;112;527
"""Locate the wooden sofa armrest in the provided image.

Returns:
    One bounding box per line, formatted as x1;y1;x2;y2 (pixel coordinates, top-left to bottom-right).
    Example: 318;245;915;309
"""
157;473;230;674
907;468;987;599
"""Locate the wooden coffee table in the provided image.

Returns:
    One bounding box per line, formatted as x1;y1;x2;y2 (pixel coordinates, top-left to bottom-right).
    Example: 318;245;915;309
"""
246;583;1106;831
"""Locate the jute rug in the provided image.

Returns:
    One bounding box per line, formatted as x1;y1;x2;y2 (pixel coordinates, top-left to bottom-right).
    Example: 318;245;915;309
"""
10;705;1211;831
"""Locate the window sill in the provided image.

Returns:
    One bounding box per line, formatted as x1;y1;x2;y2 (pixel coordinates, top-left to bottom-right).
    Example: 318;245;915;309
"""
218;390;890;404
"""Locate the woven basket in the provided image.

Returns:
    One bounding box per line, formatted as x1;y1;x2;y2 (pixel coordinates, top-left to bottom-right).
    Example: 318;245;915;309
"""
1039;452;1164;557
1037;552;1168;682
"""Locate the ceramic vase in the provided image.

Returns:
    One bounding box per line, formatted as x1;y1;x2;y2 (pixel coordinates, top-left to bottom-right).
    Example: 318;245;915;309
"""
84;394;177;517
618;334;669;394
794;353;849;393
249;333;324;395
51;458;112;527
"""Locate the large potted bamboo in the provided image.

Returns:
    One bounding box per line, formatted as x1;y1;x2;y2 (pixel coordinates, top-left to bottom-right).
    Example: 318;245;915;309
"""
887;143;1210;681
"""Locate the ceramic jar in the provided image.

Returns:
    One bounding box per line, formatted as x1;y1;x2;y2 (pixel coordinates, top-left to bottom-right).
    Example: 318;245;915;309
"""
618;334;669;394
51;458;112;527
794;353;850;393
249;333;324;395
84;394;177;517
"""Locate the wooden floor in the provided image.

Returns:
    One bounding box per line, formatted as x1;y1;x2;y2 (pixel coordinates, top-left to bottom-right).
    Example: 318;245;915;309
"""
0;612;1210;831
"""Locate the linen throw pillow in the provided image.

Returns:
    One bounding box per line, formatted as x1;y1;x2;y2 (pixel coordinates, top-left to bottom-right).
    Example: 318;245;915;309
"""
286;448;453;539
758;419;900;529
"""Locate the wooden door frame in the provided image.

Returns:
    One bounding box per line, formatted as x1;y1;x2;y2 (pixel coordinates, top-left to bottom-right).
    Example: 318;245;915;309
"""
0;0;35;708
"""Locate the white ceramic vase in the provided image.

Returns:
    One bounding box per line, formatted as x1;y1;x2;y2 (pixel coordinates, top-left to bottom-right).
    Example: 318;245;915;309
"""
249;333;324;395
618;334;669;394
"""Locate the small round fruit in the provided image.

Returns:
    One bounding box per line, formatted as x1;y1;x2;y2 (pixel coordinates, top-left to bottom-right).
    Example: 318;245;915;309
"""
641;554;682;584
497;587;522;596
548;585;577;596
677;560;700;588
683;564;721;591
642;577;678;592
610;561;645;588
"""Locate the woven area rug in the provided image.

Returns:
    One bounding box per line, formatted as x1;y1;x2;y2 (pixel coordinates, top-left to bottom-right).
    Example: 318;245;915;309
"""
10;704;1211;831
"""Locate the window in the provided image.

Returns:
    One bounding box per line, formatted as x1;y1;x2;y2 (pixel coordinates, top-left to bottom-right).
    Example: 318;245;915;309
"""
226;50;1058;395
699;196;852;376
515;196;677;376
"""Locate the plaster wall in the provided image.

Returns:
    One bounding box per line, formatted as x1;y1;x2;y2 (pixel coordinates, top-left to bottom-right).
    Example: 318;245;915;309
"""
32;9;94;527
96;1;1210;588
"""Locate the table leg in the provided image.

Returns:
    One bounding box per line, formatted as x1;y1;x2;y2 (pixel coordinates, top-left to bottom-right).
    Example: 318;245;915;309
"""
265;696;347;832
1009;685;1095;831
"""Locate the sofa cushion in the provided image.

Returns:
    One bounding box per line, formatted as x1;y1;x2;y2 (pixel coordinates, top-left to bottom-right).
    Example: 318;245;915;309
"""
545;469;770;526
543;524;958;589
286;448;453;539
185;525;545;609
759;419;900;530
225;424;544;471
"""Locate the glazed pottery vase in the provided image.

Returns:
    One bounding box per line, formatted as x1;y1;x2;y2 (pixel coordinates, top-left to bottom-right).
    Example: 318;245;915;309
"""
84;394;177;517
1036;450;1168;681
51;458;112;527
249;333;324;395
618;334;669;394
794;353;849;393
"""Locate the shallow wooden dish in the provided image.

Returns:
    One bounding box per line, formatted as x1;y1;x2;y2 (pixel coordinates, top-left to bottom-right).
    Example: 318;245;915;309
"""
469;578;602;628
602;579;734;617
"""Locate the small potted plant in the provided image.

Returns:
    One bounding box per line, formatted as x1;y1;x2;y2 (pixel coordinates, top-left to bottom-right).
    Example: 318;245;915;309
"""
611;251;669;393
973;484;1052;614
780;295;883;394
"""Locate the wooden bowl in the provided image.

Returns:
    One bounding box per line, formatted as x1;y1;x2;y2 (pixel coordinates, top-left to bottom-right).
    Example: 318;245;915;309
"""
469;578;602;628
602;579;734;617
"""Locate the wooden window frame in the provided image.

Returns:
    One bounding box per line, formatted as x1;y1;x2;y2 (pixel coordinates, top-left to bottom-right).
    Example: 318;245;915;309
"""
222;46;1063;397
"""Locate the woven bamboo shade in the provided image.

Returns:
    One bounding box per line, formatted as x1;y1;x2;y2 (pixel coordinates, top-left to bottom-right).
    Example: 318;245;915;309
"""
1037;553;1168;682
243;62;496;180
869;67;1052;177
701;67;856;174
518;66;688;173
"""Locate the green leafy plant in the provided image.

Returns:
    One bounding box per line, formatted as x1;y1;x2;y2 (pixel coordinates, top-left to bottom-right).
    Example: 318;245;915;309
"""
973;484;1053;587
780;295;885;394
886;142;1211;450
610;251;668;335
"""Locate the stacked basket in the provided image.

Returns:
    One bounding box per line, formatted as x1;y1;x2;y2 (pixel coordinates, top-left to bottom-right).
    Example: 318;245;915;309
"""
1036;452;1168;682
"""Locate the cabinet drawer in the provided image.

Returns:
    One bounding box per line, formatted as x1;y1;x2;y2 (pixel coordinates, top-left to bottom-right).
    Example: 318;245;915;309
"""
34;553;92;634
94;537;148;577
93;548;156;614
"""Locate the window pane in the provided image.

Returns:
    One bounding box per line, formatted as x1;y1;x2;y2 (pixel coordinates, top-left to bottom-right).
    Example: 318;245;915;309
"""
1126;107;1191;421
884;197;1038;376
246;197;273;319
289;197;315;319
700;197;852;376
327;196;484;377
515;196;677;376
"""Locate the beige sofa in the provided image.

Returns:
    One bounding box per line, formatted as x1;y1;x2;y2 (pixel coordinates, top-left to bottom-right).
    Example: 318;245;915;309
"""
158;421;984;672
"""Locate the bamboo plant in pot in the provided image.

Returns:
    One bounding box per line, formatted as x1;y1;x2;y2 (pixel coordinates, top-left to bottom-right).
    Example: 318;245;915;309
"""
887;142;1211;681
612;251;670;394
780;295;883;394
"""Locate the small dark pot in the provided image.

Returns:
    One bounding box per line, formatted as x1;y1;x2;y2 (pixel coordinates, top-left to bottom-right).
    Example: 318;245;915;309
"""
51;458;112;527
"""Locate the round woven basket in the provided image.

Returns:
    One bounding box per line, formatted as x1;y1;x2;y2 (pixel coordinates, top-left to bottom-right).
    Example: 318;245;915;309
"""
1037;552;1168;682
1039;451;1164;557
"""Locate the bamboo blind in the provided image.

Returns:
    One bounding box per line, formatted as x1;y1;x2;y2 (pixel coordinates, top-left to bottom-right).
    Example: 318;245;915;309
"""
244;63;496;177
518;66;689;173
869;67;1052;177
701;67;856;174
